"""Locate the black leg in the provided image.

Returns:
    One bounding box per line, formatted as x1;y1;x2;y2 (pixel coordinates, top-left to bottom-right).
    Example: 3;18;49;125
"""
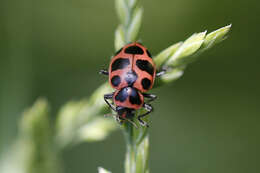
99;69;109;75
156;69;166;77
104;113;121;124
115;114;121;124
142;93;157;103
119;116;138;128
138;103;153;127
104;93;116;112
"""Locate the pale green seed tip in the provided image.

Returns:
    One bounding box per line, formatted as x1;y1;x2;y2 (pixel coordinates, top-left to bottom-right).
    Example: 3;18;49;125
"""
89;83;112;105
115;25;126;51
127;6;143;42
115;0;129;26
201;24;232;51
165;31;206;67
77;117;117;143
160;68;184;83
154;42;182;68
185;30;207;44
20;98;49;135
98;167;112;173
22;98;48;116
7;98;60;173
55;100;87;147
55;83;113;148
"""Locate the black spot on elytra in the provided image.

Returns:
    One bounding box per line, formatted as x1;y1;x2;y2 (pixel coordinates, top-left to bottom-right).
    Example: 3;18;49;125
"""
141;78;151;90
115;88;129;102
111;75;121;87
136;60;154;76
125;71;138;86
112;58;130;71
146;49;152;58
125;46;144;55
129;88;142;105
115;47;123;55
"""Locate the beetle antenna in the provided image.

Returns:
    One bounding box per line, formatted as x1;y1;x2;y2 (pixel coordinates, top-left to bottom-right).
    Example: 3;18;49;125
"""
104;113;114;118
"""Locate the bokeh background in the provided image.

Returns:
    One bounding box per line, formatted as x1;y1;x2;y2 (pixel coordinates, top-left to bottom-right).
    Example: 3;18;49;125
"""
0;0;259;173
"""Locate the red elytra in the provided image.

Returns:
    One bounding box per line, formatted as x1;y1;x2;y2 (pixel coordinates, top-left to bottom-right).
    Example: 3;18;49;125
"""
108;42;156;93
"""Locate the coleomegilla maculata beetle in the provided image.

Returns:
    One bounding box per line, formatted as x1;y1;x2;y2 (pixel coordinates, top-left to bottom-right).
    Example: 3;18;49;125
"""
100;42;166;127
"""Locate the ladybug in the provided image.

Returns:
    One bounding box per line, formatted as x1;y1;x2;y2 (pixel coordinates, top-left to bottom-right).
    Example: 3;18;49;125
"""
100;42;165;127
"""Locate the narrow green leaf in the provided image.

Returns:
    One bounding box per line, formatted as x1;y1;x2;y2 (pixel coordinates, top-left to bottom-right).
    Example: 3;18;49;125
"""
154;42;182;68
127;7;143;42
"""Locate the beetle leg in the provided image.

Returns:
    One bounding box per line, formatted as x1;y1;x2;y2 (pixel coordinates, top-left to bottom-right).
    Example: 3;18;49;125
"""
156;65;171;77
99;69;109;75
115;115;122;123
119;116;138;128
104;113;122;124
156;69;166;77
142;93;157;103
137;103;153;127
104;93;116;112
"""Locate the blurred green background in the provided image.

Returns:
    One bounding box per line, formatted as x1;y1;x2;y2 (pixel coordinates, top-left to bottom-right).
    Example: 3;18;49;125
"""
0;0;259;173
